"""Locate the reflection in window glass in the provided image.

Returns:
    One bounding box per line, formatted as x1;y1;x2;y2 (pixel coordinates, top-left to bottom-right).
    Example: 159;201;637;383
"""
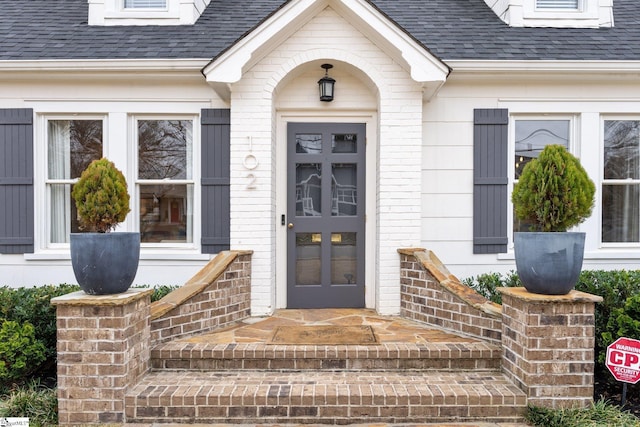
332;164;357;216
332;133;357;153
296;233;321;286
137;119;193;244
536;0;578;9
296;164;322;216
138;120;192;180
296;134;322;154
139;184;193;243
124;0;166;8
47;120;103;243
603;120;640;242
331;232;356;284
514;119;570;233
515;120;569;179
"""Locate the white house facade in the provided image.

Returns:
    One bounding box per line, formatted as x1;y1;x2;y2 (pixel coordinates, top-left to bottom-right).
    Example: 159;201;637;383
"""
1;0;640;316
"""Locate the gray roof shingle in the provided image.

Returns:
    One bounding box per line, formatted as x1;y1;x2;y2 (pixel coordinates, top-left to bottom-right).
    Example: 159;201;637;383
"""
0;0;638;62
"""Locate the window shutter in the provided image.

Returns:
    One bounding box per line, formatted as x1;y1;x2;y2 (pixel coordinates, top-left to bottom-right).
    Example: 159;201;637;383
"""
473;109;508;254
0;109;34;254
536;0;579;9
201;109;230;254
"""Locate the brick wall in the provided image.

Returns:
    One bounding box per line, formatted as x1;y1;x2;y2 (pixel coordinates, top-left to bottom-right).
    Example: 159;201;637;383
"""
52;289;152;424
500;287;603;408
399;249;502;345
150;251;252;345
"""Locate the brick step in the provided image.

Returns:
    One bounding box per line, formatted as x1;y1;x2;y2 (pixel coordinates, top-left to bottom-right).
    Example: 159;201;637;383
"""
150;341;501;371
125;370;527;424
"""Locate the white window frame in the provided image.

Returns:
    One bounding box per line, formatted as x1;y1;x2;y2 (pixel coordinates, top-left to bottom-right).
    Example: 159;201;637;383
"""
130;114;199;250
41;114;108;249
508;114;578;249
600;115;640;248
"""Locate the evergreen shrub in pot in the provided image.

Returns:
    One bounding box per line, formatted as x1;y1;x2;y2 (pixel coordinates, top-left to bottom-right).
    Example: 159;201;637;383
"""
70;158;140;295
511;144;595;295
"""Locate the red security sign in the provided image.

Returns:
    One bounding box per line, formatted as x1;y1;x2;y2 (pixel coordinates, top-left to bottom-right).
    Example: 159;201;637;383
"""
606;337;640;384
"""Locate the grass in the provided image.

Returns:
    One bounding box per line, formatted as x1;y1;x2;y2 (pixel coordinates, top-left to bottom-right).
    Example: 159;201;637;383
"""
526;399;640;427
0;380;57;426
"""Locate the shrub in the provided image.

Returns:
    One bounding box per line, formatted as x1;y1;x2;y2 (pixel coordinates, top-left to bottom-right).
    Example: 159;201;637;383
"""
603;294;640;345
461;271;521;304
71;157;130;233
0;284;80;371
0;321;47;390
575;270;640;367
0;380;58;426
512;144;595;232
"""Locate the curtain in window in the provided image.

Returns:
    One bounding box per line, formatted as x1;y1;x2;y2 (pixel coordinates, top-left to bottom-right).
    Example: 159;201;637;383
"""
603;120;640;242
124;0;167;8
48;121;71;244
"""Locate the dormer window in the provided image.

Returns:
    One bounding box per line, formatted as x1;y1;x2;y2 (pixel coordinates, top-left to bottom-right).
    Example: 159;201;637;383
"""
88;0;210;26
483;0;613;28
536;0;579;10
124;0;167;9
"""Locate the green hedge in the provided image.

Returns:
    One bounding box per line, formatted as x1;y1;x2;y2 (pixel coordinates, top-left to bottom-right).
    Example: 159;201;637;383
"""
464;269;640;400
0;283;178;390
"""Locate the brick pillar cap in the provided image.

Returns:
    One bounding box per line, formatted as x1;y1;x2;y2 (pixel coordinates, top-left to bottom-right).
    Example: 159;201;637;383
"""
497;287;603;303
51;288;153;307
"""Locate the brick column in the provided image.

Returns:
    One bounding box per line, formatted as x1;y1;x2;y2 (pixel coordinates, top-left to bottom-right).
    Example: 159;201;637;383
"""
52;288;153;424
499;287;602;409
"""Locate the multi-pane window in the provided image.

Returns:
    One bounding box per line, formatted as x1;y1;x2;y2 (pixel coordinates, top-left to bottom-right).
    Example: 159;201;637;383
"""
124;0;167;9
513;119;571;232
602;120;640;243
136;119;193;244
46;119;103;243
536;0;579;9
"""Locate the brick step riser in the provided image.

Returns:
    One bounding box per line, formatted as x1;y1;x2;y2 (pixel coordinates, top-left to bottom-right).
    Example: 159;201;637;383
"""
125;370;528;424
126;405;525;424
151;357;500;371
127;398;526;424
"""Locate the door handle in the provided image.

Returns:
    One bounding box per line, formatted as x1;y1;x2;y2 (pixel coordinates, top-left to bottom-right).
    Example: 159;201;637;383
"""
288;223;294;229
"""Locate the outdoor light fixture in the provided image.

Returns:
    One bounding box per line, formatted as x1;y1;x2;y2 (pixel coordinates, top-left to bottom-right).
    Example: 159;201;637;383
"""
318;63;335;102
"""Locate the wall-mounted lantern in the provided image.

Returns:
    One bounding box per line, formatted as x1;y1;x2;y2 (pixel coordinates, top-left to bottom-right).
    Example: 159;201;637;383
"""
318;64;335;102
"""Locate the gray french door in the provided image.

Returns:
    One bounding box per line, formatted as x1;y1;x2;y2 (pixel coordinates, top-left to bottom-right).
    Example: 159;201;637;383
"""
287;123;366;308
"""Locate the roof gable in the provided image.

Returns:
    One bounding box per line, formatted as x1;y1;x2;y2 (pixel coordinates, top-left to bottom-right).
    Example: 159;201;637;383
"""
202;0;449;89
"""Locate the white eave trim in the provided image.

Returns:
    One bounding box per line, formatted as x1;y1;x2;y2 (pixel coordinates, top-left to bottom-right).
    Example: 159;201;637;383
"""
0;58;209;72
202;0;449;87
447;60;640;74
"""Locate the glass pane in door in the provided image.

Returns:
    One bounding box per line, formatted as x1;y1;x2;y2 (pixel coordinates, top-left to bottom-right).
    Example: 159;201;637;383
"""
296;133;322;153
332;164;357;216
296;233;321;286
332;133;358;153
331;232;357;284
296;164;322;216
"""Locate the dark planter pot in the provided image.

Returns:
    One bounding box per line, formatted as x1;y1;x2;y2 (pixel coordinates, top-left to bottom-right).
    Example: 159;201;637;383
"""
514;232;586;295
70;232;140;295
